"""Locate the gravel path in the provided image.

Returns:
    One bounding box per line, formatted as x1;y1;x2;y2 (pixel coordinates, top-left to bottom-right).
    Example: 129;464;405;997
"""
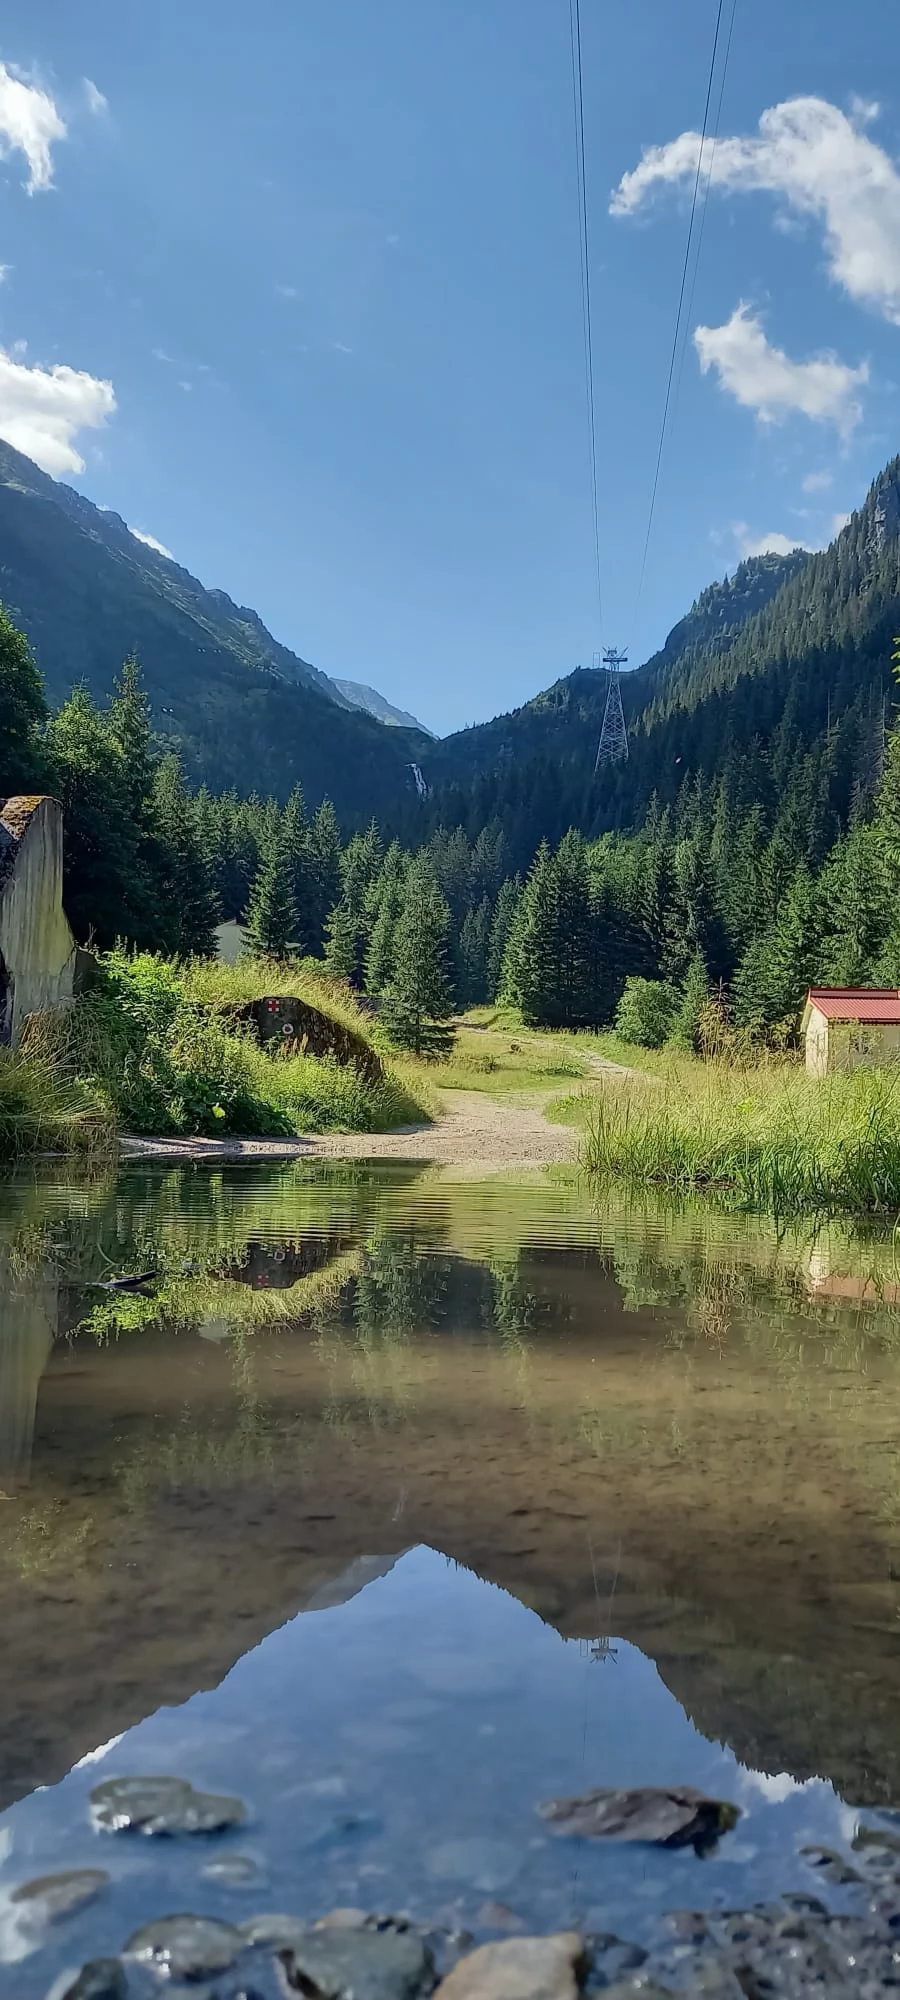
119;1049;633;1171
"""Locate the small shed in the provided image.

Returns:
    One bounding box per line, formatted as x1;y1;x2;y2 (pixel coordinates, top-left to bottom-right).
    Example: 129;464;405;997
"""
802;987;900;1077
0;796;77;1046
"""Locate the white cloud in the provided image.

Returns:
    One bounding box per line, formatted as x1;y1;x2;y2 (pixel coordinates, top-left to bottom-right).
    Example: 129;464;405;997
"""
732;521;811;560
831;509;852;534
0;61;66;192
0;346;115;474
83;78;108;118
130;526;174;560
611;95;900;324
802;468;833;492
694;304;867;434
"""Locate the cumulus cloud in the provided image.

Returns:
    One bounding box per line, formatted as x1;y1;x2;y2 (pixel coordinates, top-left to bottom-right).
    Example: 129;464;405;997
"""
611;95;900;324
0;347;116;474
0;61;66;192
83;78;108;118
732;522;811;561
130;527;174;560
693;305;867;434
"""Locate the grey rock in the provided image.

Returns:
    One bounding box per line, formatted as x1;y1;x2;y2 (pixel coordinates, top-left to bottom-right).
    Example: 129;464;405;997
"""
91;1773;245;1835
800;1844;863;1886
13;1869;109;1923
125;1912;244;1978
433;1932;585;2000
538;1785;740;1853
278;1924;434;2000
57;1964;127;2000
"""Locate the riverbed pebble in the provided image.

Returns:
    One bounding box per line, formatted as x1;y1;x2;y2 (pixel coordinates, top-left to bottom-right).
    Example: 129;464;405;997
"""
124;1911;244;1978
433;1932;585;2000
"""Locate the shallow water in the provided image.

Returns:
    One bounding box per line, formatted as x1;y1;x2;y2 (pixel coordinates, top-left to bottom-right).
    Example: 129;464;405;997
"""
3;1159;900;1993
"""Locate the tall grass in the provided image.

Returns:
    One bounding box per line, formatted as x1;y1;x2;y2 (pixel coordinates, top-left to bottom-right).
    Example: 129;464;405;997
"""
582;1053;900;1215
0;1014;113;1162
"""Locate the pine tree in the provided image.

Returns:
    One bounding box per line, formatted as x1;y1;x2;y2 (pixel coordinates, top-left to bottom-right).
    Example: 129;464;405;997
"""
458;896;492;1007
107;655;155;815
501;841;559;1022
149;753;219;956
245;835;298;958
0;601;47;791
306;800;342;954
365;845;406;995
487;877;521;1001
671;953;709;1051
324;899;358;981
382;854;453;1053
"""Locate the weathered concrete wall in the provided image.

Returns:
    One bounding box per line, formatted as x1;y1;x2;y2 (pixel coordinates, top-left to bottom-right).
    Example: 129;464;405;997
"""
806;1011;900;1076
0;796;76;1044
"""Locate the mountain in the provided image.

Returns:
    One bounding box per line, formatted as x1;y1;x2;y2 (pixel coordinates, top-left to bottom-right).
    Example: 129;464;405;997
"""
335;679;433;734
400;479;899;867
0;440;429;820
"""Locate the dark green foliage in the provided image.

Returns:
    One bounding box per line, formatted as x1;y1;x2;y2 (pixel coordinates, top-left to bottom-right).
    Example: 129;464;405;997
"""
615;977;680;1048
0;601;48;791
382;854;453;1054
487;876;521;1001
365;843;407;995
245;836;298;958
671;955;710;1052
149;753;219;957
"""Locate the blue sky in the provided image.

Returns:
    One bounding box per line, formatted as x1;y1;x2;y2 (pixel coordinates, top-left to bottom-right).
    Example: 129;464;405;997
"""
0;1;898;735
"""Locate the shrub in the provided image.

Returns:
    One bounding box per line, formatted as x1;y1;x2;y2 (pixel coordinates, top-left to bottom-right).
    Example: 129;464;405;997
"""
614;977;680;1048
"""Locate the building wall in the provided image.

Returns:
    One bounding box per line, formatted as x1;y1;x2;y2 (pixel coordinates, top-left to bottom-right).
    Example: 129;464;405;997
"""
806;1010;900;1077
0;799;76;1044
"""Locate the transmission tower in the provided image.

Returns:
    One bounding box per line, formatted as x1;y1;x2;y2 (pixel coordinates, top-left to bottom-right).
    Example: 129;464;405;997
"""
594;647;629;770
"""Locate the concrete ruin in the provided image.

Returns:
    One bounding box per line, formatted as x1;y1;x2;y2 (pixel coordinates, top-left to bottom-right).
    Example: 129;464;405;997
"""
0;795;77;1045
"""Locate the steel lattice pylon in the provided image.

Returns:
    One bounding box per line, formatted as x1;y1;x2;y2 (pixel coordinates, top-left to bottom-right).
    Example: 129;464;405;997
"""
594;647;629;769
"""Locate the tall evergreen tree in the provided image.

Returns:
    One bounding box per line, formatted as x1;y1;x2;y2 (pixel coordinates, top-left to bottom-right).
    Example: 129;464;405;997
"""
149;753;219;956
382;854;453;1053
245;834;298;958
0;601;47;792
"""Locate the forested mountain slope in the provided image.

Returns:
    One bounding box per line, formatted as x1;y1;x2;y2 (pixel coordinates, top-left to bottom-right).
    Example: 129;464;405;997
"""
0;441;428;819
408;471;898;870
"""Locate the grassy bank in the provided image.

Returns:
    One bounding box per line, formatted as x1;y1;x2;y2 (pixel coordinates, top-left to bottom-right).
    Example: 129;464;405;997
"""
0;953;427;1159
563;1042;900;1215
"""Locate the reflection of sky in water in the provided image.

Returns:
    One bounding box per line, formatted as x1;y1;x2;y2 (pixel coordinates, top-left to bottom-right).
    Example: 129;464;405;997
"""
0;1547;863;1997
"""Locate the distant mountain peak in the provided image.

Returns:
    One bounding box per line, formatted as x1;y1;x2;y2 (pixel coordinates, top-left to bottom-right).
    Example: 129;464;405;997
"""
334;680;434;735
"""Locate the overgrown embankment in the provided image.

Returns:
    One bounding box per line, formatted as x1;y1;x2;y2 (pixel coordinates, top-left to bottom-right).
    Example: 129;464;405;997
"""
558;1036;900;1215
0;954;426;1160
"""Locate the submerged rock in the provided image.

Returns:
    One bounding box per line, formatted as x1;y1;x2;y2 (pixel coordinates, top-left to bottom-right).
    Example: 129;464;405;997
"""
537;1785;740;1853
12;1868;109;1924
433;1932;586;2000
57;1962;127;2000
277;1923;434;2000
426;1839;521;1892
124;1912;244;1978
90;1774;245;1836
200;1851;262;1887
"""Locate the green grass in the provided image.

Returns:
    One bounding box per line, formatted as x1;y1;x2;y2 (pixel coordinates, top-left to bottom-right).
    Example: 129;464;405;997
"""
579;1046;900;1215
63;951;428;1144
426;1022;587;1095
0;1016;114;1162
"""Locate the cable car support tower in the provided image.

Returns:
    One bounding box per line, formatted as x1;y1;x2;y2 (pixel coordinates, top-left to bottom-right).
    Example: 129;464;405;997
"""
594;647;629;769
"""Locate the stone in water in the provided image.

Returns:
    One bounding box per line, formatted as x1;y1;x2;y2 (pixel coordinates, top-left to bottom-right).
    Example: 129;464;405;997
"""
90;1773;245;1835
538;1784;739;1852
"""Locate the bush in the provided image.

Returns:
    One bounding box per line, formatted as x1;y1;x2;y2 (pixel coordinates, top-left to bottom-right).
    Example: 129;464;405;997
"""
73;950;425;1138
614;977;680;1048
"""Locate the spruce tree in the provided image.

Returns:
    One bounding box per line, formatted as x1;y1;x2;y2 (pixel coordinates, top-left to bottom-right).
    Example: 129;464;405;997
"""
382;854;453;1053
149;753;219;956
487;877;521;1001
671;954;709;1051
0;601;47;791
245;836;298;958
324;899;358;981
365;845;406;995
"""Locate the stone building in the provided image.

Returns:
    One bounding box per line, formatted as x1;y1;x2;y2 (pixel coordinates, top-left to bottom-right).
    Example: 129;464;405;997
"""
0;795;77;1045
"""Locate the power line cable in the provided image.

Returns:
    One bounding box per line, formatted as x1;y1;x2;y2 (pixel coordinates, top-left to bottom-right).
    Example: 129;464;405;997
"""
671;0;739;419
569;0;603;632
630;0;731;639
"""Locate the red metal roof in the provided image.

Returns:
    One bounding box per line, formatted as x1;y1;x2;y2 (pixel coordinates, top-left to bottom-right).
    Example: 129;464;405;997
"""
806;988;900;1023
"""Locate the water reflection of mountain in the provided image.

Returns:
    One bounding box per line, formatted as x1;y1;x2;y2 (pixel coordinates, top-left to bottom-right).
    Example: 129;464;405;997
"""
2;1202;900;1819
